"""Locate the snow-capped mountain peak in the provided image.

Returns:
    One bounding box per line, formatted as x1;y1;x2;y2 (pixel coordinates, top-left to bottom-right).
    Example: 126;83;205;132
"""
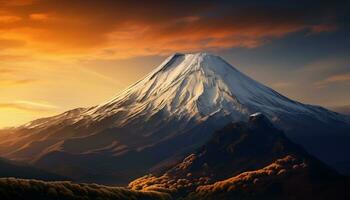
85;52;346;126
21;52;349;131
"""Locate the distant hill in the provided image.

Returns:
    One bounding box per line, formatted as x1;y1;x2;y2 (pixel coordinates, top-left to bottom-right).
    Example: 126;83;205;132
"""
0;157;66;181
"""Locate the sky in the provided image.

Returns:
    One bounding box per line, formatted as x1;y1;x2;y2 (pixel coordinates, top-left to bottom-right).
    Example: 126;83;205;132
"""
0;0;349;128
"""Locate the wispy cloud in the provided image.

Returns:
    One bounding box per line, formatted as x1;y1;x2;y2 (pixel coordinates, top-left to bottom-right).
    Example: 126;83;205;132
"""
315;73;350;87
0;0;37;6
0;79;36;87
0;15;21;23
0;39;26;50
0;67;37;87
29;13;51;21
308;24;338;35
0;100;58;112
0;68;13;74
80;67;125;88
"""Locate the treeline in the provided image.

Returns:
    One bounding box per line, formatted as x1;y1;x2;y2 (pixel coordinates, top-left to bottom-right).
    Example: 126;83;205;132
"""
0;178;171;200
130;156;350;200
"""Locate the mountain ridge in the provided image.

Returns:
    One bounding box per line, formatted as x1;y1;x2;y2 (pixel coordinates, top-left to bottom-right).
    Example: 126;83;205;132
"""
129;113;348;199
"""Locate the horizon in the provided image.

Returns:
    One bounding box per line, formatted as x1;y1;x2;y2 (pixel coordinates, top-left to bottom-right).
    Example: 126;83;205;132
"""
0;0;350;127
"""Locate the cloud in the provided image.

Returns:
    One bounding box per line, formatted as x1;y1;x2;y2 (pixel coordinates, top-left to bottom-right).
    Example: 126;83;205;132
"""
0;0;342;59
315;73;350;87
323;74;350;83
0;15;21;23
29;13;49;21
309;24;338;34
0;79;36;87
0;39;26;50
0;0;37;6
0;100;58;112
0;68;13;74
0;67;36;87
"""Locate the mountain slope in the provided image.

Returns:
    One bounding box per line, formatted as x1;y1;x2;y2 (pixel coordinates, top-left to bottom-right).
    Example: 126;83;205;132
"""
0;53;349;184
129;114;349;200
161;113;313;180
187;156;350;200
0;157;66;181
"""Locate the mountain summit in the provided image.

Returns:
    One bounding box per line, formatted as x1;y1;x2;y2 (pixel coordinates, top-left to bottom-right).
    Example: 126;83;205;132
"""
86;52;347;124
0;53;349;184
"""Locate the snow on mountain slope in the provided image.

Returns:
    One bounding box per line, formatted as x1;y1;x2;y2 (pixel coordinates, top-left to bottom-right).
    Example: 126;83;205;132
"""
84;53;339;122
24;52;348;130
0;52;349;184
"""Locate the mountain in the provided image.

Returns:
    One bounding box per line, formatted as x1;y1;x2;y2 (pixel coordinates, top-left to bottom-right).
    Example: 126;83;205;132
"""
129;114;350;200
0;53;349;184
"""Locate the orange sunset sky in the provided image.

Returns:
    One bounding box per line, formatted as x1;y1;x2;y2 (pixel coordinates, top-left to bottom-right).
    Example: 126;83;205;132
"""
0;0;349;127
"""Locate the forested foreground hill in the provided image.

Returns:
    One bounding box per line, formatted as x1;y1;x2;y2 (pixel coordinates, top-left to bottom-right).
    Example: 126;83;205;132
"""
0;178;170;200
185;156;350;200
128;114;350;200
